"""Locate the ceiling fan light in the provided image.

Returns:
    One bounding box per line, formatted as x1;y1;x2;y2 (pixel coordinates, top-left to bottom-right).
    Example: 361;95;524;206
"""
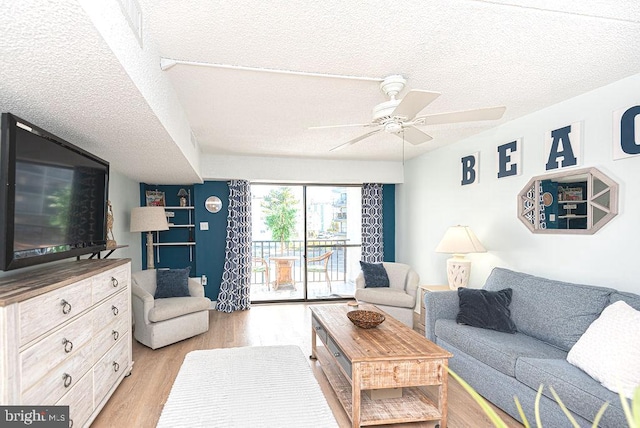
384;122;402;134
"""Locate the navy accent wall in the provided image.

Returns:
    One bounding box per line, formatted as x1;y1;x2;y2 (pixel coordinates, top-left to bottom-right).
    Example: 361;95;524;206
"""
140;184;197;272
193;181;229;301
383;184;395;262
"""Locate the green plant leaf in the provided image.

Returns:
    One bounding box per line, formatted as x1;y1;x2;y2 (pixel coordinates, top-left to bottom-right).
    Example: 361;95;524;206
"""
620;386;640;428
535;385;543;428
549;386;580;428
447;368;509;428
514;396;530;428
591;402;609;428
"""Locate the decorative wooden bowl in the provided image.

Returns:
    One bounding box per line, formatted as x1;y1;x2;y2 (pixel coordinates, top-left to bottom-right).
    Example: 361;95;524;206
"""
347;310;385;329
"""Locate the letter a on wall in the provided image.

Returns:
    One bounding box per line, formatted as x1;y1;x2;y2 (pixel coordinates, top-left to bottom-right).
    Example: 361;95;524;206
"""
544;122;582;171
613;105;640;160
461;152;479;186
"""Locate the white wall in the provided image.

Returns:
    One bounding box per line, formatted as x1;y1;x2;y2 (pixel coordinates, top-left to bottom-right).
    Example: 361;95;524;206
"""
396;73;640;293
200;154;404;184
107;169;143;271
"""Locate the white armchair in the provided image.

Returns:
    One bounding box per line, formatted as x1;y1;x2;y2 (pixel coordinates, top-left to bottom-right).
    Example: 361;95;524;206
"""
131;269;211;349
354;262;420;328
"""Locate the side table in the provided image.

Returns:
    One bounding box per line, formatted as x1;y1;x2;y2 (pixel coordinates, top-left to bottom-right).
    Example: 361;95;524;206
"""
413;285;450;336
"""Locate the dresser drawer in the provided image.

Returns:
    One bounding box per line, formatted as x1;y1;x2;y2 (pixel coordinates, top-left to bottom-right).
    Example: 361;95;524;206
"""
312;315;327;344
93;266;129;303
22;341;93;405
20;315;93;392
94;332;130;405
327;335;352;378
92;289;128;334
19;278;93;346
93;312;129;364
57;370;93;428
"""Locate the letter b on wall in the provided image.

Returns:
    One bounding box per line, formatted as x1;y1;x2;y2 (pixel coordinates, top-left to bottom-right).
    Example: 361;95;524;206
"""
461;153;479;186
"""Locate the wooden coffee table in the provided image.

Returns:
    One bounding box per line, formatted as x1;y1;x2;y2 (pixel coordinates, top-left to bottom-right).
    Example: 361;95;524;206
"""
310;303;452;428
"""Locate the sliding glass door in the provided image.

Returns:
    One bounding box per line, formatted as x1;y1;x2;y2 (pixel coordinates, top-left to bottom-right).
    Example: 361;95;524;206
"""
250;184;361;302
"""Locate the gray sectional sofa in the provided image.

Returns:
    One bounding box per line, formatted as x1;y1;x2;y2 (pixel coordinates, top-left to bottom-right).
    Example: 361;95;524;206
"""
424;267;640;427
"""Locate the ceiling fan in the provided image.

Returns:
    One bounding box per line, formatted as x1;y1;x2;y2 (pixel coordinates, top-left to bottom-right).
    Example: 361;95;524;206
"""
309;75;506;151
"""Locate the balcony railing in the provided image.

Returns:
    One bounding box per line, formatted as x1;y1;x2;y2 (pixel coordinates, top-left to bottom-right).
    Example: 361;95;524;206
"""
252;239;349;285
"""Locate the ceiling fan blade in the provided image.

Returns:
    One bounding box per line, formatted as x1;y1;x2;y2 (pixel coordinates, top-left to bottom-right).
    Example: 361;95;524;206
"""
391;90;441;119
416;106;506;126
330;129;382;151
394;126;433;145
309;122;374;130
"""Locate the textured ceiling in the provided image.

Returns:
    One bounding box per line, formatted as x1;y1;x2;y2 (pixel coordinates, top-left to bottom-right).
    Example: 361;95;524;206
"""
0;1;639;185
144;0;640;162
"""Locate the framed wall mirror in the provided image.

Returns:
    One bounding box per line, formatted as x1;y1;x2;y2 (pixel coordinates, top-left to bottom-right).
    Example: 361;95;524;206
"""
517;167;618;235
205;196;222;213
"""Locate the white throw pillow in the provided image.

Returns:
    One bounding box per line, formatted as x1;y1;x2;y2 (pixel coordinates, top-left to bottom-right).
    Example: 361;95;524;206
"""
567;301;640;399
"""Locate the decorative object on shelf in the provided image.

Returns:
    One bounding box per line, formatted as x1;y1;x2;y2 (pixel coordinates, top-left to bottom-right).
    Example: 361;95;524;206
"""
347;309;385;329
145;190;166;207
106;199;117;250
130;206;169;269
435;225;487;290
177;188;189;207
205;195;222;213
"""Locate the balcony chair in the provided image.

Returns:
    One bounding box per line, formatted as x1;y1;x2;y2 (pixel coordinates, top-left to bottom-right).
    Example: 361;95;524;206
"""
354;262;419;328
131;269;211;349
252;257;270;290
307;251;334;292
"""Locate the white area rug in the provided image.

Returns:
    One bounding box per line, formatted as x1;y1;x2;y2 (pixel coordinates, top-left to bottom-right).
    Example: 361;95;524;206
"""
156;345;338;427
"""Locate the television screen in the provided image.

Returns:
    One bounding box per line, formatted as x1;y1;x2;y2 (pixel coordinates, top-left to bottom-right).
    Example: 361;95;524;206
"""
1;113;109;270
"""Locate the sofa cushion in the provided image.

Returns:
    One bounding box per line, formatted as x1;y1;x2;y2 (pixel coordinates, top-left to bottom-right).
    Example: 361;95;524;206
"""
360;261;389;288
149;296;211;323
567;301;640;399
435;319;566;377
483;268;612;351
609;291;640;311
354;287;415;309
457;288;517;333
155;267;191;299
515;357;625;428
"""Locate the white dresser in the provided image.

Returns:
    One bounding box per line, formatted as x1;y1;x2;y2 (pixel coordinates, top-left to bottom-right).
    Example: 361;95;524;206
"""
0;259;132;428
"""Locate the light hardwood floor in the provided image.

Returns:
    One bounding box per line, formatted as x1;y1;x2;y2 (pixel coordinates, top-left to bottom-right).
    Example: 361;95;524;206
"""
92;303;523;427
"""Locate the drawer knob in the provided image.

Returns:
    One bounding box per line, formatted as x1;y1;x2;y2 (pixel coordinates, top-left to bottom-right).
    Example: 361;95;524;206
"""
111;305;119;316
61;299;72;315
112;330;119;341
62;338;74;353
62;373;72;388
314;326;321;331
333;352;340;358
111;277;119;287
113;361;120;372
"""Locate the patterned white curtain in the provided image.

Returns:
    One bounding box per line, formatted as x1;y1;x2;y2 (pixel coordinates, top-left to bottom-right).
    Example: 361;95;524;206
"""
361;183;384;263
216;180;252;313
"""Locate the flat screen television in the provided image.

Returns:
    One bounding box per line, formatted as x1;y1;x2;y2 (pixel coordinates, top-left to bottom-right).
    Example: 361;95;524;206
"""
0;113;109;271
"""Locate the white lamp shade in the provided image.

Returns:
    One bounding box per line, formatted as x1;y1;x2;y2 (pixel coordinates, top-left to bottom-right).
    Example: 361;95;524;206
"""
435;226;486;254
130;206;169;233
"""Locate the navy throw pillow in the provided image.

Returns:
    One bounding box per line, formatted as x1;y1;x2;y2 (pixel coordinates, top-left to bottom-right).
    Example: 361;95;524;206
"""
359;261;390;288
456;288;517;333
155;267;191;299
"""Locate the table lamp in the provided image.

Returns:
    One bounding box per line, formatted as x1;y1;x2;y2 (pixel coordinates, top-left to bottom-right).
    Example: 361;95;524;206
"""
435;225;486;289
130;206;169;269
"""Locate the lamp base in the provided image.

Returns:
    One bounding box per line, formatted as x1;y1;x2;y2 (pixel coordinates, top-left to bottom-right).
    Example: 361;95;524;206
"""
446;255;471;289
146;232;155;269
